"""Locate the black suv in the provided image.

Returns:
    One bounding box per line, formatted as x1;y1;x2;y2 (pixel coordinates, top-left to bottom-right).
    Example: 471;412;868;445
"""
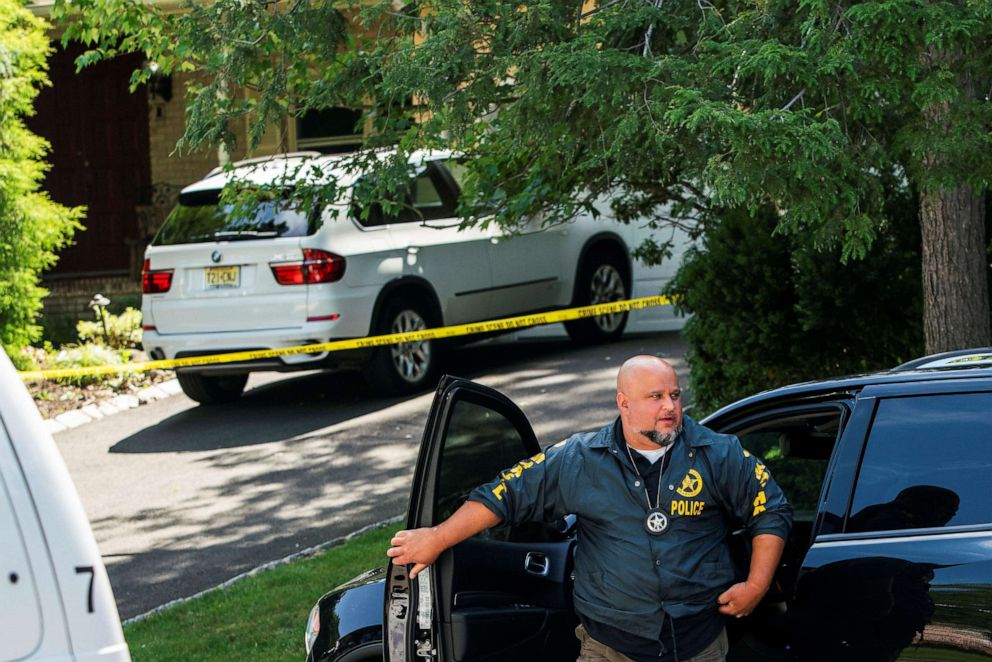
304;349;992;661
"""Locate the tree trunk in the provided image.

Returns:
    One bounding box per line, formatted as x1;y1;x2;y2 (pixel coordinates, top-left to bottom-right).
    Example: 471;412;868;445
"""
919;185;990;354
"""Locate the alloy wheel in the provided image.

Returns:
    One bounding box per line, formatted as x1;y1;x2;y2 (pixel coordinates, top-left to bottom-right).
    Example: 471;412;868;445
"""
390;309;431;383
589;264;627;333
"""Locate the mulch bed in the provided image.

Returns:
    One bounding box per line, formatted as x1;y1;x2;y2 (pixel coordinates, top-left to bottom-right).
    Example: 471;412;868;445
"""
26;366;175;420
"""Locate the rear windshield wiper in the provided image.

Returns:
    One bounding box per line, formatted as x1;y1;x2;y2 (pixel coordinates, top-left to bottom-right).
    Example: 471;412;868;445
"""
212;230;282;240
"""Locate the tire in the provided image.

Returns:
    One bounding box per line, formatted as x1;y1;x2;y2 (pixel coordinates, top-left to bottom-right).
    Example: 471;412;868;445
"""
564;252;631;345
364;295;439;395
176;371;248;404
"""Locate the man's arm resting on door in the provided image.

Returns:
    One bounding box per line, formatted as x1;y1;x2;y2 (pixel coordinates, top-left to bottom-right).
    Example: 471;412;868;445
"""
387;501;503;579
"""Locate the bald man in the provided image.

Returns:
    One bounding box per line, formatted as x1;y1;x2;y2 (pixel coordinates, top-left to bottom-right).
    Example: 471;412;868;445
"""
388;356;792;661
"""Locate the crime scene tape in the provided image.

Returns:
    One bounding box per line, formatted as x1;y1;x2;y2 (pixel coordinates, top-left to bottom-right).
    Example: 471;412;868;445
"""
18;295;672;382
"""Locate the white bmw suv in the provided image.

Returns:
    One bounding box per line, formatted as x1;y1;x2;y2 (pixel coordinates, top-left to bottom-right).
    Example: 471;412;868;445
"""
141;151;689;403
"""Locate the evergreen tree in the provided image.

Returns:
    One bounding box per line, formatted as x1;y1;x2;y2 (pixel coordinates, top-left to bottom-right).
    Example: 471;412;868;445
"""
667;199;923;414
1;0;83;354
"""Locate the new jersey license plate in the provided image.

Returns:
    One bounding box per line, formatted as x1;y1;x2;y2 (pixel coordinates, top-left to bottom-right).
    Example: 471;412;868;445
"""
205;265;240;288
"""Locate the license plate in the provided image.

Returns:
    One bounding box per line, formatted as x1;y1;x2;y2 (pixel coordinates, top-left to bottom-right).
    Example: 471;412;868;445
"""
205;266;240;289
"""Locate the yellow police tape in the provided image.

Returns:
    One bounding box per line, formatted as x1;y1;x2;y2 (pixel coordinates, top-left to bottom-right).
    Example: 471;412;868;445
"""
18;295;672;382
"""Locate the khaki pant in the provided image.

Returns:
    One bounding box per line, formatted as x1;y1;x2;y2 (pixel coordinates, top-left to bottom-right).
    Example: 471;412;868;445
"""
575;624;728;662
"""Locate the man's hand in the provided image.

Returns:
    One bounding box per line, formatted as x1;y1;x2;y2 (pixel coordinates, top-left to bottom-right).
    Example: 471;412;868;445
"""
387;528;446;579
385;502;503;580
718;533;786;617
717;580;767;618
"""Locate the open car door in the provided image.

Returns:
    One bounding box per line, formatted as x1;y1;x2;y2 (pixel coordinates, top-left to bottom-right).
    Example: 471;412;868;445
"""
704;400;853;660
385;376;578;662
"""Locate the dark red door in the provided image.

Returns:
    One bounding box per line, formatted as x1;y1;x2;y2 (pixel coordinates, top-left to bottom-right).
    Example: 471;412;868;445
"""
29;43;150;276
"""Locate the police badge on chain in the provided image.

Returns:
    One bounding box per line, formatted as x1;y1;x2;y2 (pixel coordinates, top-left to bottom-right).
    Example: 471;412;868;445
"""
624;443;674;537
644;508;670;535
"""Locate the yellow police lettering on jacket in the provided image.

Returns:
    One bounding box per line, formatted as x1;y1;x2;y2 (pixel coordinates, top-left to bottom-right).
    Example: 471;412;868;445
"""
752;490;767;517
491;452;546;501
503;464;523;480
755;463;769;487
670;500;706;517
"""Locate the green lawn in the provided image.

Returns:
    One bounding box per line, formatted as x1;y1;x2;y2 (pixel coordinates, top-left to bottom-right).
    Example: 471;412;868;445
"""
124;522;401;661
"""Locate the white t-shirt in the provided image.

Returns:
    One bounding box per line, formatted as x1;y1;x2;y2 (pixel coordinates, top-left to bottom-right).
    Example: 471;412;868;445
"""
630;444;670;464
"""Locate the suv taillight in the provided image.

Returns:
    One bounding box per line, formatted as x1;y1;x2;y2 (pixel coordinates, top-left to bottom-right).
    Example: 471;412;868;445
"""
142;258;174;293
270;249;346;286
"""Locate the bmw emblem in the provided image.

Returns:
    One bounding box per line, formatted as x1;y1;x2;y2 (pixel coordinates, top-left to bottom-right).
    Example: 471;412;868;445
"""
211;250;222;263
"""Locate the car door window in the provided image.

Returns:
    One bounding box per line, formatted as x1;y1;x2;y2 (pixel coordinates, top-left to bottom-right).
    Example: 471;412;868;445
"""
443;160;468;190
434;398;536;526
715;406;847;636
734;408;842;516
847;392;992;534
436;160;501;217
413;174;446;215
354;162;458;227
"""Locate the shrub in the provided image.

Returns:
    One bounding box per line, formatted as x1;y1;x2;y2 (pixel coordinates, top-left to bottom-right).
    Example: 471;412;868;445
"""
77;307;143;349
666;202;924;415
0;0;84;349
50;343;128;386
4;344;39;371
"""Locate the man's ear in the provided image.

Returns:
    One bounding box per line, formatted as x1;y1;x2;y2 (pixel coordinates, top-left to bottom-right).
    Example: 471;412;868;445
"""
616;391;627;413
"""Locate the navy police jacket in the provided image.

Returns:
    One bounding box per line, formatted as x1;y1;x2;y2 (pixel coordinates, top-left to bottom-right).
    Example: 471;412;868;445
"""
468;415;793;640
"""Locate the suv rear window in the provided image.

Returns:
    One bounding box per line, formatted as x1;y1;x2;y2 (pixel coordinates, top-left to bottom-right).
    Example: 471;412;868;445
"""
847;392;992;533
152;189;315;246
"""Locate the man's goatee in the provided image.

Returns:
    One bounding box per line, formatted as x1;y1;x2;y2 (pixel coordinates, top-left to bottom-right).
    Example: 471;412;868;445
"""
639;423;683;447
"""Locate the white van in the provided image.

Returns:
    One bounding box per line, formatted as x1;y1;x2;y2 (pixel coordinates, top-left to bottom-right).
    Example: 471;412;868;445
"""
0;352;130;661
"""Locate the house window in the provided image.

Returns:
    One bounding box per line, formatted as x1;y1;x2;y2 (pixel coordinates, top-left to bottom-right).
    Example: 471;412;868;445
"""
295;107;363;153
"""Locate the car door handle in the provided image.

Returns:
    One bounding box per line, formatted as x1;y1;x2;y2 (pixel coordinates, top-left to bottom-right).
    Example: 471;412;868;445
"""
524;552;550;577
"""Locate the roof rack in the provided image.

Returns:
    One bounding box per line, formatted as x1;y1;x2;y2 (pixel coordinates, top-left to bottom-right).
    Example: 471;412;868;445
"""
205;151;324;178
892;347;992;372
